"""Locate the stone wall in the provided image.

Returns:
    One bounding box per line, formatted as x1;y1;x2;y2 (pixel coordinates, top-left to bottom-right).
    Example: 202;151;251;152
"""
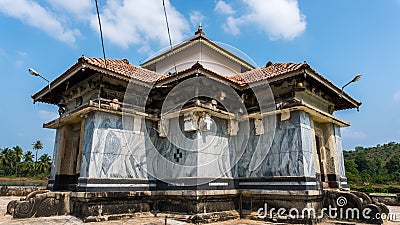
71;110;329;192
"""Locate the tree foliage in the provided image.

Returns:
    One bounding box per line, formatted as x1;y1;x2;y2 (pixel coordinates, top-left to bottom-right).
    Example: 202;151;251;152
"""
0;141;52;178
344;141;400;186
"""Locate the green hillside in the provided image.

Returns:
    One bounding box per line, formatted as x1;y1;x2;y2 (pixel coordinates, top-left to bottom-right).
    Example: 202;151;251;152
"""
343;141;400;192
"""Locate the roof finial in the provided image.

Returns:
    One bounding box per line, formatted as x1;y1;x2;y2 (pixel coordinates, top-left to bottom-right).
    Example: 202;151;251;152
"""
195;24;204;35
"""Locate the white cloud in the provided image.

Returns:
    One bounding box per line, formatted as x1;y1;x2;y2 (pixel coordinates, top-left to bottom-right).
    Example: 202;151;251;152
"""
394;90;400;103
17;51;28;57
215;0;235;15
46;0;93;21
190;10;205;27
342;128;367;140
221;0;306;40
0;0;80;45
91;0;190;50
38;110;58;121
223;16;243;35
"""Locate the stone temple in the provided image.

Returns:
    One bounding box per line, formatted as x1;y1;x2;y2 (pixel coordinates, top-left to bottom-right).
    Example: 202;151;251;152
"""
8;27;388;223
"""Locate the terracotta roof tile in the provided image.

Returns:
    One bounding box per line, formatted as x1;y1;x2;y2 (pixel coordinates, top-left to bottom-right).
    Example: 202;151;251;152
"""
226;62;305;84
32;57;360;110
84;58;307;86
83;57;163;83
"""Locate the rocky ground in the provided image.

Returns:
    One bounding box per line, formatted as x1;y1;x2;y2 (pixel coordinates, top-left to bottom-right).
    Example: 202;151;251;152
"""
0;196;399;225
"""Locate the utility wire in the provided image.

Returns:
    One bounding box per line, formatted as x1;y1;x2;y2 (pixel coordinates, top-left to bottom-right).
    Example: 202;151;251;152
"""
95;0;106;109
162;0;177;74
95;0;107;68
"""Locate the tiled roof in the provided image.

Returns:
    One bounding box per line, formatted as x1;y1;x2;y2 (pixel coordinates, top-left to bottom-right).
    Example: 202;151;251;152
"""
226;62;305;85
32;57;361;110
83;57;163;83
156;62;225;82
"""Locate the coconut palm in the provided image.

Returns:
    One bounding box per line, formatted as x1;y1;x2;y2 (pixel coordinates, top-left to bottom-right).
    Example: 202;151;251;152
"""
12;146;23;176
0;148;7;175
12;146;23;162
37;154;52;174
23;151;34;163
32;140;43;176
21;151;35;176
0;147;13;175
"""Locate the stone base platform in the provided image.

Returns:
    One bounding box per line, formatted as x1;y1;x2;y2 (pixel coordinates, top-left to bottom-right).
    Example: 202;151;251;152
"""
70;190;324;222
6;189;323;223
6;190;389;224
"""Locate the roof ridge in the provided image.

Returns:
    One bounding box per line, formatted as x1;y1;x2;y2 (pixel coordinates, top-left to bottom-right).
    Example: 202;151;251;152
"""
140;33;255;69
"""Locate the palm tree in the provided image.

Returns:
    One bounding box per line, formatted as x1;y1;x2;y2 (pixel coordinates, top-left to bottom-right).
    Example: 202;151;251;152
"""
0;147;7;175
12;146;23;176
0;147;13;175
23;151;34;163
32;140;43;177
22;151;35;176
37;154;52;175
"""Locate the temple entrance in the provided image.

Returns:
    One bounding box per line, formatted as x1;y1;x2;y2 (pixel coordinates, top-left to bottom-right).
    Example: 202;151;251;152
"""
53;122;82;191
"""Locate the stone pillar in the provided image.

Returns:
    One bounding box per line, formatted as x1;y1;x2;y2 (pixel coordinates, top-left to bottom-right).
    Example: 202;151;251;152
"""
75;119;85;179
298;111;316;178
48;128;61;190
323;123;340;188
52;123;81;191
333;124;347;188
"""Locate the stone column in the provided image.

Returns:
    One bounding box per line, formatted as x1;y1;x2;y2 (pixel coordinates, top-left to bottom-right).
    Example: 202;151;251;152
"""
52;123;80;191
299;111;316;178
48;128;61;190
323;123;340;188
334;124;347;188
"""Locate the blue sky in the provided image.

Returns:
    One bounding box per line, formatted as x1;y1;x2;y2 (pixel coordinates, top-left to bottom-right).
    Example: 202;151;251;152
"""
0;0;399;157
